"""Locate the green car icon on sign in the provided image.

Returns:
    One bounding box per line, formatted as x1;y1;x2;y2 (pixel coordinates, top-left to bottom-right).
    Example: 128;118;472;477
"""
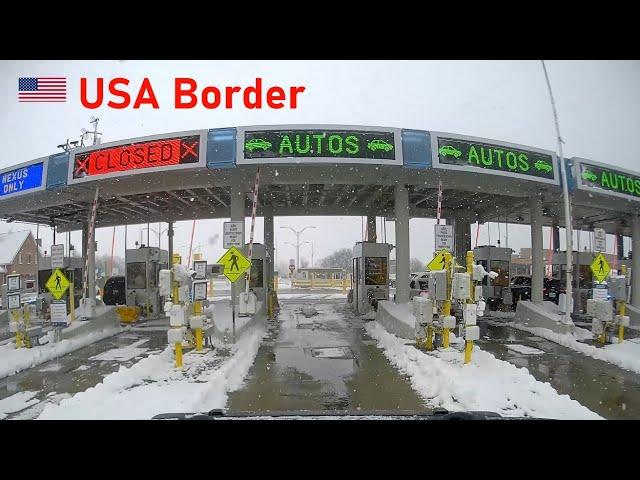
534;160;553;173
438;145;462;158
245;138;272;152
367;139;394;152
582;171;597;182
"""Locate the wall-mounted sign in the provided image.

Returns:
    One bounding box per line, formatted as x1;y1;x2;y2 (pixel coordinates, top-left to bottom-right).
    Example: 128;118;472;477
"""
50;301;69;326
576;158;640;201
237;125;402;165
0;161;45;198
68;130;207;184
593;228;606;253
51;244;65;269
431;132;559;185
223;221;244;249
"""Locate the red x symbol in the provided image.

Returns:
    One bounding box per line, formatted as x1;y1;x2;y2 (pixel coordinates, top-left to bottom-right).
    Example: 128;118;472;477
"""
181;141;198;159
75;155;90;177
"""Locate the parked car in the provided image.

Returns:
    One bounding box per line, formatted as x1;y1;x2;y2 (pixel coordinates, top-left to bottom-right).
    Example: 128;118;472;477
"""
103;276;126;305
510;275;531;305
410;272;429;291
543;278;565;304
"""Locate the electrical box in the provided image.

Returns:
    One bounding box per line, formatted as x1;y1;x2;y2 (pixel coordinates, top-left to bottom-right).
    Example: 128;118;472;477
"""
412;296;433;325
463;303;477;325
609;276;626;300
476;300;486;317
615;315;630;327
428;271;448;301
452;273;470;300
465;325;480;341
189;315;206;329
586;299;596;317
472;264;486;282
558;293;573;314
351;242;391;314
169;304;186;327
167;327;184;344
441;315;456;329
239;291;257;316
595;300;612;322
475;285;483;300
592;318;604;335
159;269;172;297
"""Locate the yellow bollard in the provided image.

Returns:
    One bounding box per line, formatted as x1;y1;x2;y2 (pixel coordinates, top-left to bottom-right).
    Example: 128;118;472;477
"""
16;331;23;349
426;324;434;351
464;340;473;364
175;342;183;368
195;328;203;351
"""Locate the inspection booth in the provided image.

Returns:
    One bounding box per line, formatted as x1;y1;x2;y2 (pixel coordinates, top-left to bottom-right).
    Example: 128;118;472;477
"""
473;245;513;309
125;246;169;316
246;243;271;305
351;242;391;314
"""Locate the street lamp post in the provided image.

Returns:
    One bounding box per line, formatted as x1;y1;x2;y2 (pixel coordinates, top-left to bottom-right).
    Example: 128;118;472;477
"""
301;241;314;268
280;225;316;277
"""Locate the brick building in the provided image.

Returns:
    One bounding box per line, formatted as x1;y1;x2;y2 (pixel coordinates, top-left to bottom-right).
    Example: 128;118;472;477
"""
0;230;40;290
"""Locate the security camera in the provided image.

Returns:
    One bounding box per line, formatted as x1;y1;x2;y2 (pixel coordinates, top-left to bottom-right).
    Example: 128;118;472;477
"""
188;269;198;279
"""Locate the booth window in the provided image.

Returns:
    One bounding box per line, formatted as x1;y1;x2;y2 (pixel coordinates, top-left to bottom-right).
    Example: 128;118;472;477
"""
127;262;147;289
365;257;388;286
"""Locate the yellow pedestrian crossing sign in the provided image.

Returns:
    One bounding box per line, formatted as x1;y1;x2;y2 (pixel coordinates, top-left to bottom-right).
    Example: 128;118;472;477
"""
591;253;610;283
45;268;70;300
217;246;251;282
427;250;451;271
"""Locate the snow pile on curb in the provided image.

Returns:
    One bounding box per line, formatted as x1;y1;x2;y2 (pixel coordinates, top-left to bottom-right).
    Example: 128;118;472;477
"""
365;321;601;419
0;391;39;420
509;322;640;375
37;324;266;419
0;325;121;380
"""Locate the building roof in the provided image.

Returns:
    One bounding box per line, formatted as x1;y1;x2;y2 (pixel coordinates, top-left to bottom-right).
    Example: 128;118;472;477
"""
0;230;32;265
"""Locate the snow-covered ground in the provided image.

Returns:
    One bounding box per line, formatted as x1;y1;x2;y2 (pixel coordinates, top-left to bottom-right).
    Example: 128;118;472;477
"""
365;321;602;419
0;391;40;420
0;325;121;380
509;322;640;375
37;324;266;419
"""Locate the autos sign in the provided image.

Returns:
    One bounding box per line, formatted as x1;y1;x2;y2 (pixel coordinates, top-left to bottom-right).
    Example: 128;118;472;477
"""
431;132;558;184
578;161;640;200
69;132;206;183
238;126;401;165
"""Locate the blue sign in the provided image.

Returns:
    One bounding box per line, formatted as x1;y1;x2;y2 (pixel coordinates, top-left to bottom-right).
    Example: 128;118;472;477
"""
0;163;44;197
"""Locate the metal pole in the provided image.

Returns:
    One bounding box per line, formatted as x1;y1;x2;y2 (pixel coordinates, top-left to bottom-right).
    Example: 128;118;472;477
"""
542;60;573;325
296;231;300;275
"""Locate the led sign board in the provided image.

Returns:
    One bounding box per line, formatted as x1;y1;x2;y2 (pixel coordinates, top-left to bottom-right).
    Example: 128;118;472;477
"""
577;160;640;200
431;132;558;185
0;161;44;197
238;126;402;165
68;130;207;184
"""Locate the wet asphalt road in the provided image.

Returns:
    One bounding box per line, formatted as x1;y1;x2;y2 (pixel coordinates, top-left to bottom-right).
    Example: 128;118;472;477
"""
476;316;640;420
226;297;430;414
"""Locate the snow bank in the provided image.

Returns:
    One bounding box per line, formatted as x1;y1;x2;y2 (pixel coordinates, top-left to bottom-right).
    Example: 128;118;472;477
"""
0;325;121;380
365;321;601;419
38;324;266;419
509;322;640;375
0;391;39;419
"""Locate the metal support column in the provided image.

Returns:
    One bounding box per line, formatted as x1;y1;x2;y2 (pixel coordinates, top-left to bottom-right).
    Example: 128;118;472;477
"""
552;223;560;252
394;185;410;304
230;175;246;293
167;222;174;265
367;215;377;242
530;196;544;304
264;207;274;291
632;215;640;308
454;214;471;266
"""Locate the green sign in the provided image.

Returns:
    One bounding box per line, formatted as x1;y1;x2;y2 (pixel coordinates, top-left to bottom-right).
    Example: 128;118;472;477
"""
437;137;556;180
579;163;640;199
243;129;396;160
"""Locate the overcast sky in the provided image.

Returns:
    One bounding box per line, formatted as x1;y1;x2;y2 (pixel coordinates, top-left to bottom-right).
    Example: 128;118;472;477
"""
1;60;639;267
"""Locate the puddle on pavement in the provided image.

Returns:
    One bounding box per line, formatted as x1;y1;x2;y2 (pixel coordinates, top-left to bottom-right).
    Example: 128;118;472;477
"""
226;298;431;414
478;316;640;419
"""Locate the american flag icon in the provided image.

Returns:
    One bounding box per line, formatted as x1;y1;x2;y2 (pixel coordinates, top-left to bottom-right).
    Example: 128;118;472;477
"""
18;77;67;102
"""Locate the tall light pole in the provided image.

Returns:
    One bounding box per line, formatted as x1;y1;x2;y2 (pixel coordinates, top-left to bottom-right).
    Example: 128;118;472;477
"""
542;60;573;325
301;240;314;268
280;225;316;276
